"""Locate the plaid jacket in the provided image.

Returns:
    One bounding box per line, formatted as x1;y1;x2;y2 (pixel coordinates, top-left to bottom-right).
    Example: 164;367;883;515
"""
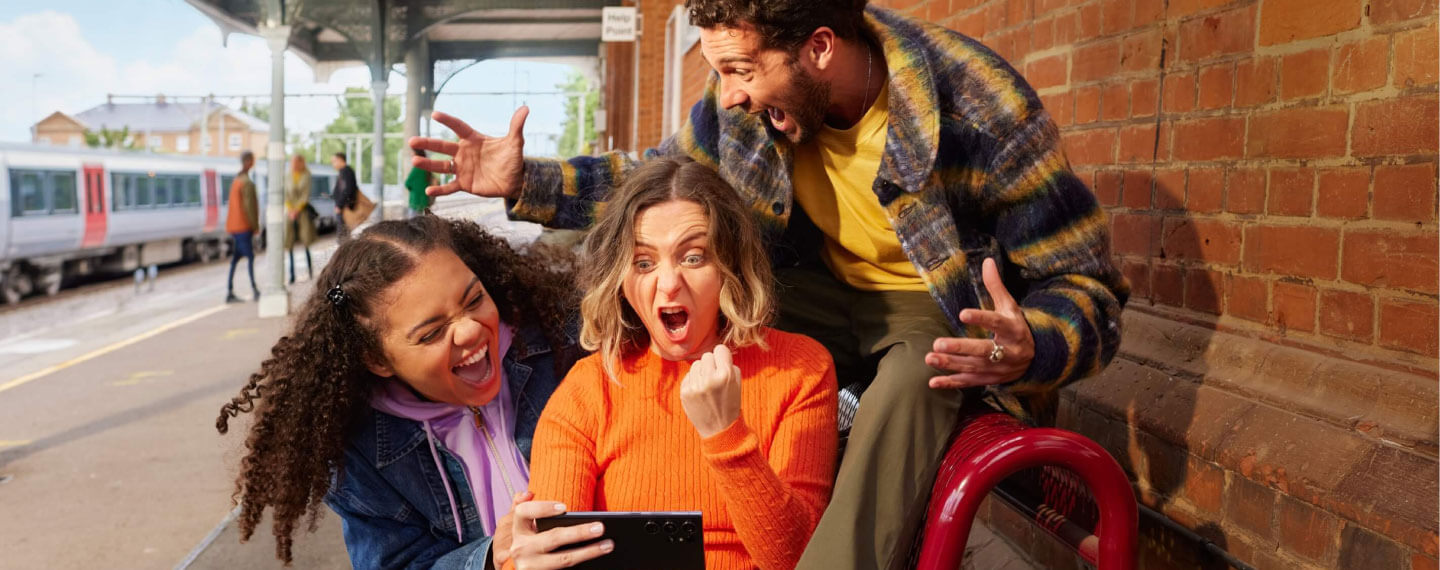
508;7;1128;420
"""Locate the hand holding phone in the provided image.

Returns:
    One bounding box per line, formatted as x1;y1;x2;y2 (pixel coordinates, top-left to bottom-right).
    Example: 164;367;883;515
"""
536;511;705;570
508;501;613;570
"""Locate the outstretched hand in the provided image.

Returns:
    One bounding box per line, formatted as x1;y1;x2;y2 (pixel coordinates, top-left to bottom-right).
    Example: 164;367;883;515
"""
408;107;529;199
925;258;1035;389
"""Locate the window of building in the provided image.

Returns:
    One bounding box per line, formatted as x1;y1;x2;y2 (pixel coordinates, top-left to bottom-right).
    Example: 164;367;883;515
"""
228;133;242;151
149;136;164;151
202;136;212;152
68;135;82;147
176;136;190;153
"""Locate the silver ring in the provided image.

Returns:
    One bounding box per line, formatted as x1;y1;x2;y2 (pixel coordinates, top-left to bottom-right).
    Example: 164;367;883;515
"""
988;339;1005;363
448;159;456;174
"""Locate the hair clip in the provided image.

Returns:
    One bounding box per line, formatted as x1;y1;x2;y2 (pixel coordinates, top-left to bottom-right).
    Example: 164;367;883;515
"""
326;284;349;307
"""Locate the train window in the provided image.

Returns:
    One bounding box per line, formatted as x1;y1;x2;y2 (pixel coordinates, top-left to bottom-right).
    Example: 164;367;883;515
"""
111;173;129;211
50;172;77;214
156;175;170;206
187;177;201;206
311;175;332;199
220;175;235;204
137;175;153;207
11;170;45;216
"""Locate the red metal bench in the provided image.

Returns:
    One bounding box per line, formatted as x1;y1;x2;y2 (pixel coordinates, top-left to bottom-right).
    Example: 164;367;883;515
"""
912;402;1138;569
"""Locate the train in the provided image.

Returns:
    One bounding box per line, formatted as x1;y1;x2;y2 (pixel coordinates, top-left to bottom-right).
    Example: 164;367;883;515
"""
0;142;338;304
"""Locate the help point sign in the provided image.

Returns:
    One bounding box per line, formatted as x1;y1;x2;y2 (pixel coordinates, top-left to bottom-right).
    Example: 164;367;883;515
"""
602;6;638;42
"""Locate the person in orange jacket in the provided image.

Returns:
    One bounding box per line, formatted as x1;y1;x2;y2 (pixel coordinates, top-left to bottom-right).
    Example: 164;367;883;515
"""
225;151;261;303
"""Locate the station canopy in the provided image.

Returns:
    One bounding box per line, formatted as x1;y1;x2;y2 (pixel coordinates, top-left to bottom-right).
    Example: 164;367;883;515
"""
184;0;616;81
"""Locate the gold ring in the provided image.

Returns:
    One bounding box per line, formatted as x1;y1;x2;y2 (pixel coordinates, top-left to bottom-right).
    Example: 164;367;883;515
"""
988;340;1005;363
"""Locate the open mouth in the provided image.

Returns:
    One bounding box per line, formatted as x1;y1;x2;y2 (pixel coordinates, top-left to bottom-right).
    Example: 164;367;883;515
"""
766;108;789;132
451;344;493;387
659;307;691;340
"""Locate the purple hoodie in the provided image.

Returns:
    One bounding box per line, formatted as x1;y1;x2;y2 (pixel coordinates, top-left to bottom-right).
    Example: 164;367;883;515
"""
370;322;530;540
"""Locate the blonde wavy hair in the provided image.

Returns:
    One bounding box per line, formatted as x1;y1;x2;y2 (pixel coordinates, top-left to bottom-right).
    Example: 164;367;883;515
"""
579;156;774;379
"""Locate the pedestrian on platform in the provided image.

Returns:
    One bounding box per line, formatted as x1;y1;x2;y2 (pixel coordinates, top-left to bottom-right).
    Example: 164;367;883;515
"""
331;152;360;241
285;154;317;283
508;157;838;570
224;150;260;303
409;0;1129;567
217;216;583;569
406;149;434;218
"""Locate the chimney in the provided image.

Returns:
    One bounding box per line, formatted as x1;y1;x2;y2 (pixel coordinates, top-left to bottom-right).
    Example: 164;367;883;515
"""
106;94;113;106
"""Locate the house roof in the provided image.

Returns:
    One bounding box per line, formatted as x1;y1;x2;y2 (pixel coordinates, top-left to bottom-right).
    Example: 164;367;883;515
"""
71;101;269;133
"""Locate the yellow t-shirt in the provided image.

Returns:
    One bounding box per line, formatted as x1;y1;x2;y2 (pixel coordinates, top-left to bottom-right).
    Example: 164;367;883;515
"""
792;85;925;291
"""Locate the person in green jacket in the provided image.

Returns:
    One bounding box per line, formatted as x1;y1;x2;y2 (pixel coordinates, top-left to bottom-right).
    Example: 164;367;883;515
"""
285;154;318;283
404;149;434;218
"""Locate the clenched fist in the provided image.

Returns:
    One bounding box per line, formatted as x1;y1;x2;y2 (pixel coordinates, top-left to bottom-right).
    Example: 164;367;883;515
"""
679;344;743;438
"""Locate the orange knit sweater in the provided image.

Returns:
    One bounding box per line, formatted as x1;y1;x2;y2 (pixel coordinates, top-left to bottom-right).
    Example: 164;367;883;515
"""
527;327;838;570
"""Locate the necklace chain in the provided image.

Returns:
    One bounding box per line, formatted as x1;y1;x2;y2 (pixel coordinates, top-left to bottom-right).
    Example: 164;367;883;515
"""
858;43;874;120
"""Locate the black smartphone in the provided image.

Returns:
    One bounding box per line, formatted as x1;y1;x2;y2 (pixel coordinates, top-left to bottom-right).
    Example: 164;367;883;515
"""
534;511;705;570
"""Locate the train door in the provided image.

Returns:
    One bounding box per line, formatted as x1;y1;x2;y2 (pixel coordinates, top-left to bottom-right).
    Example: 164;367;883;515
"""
203;169;218;232
81;164;107;247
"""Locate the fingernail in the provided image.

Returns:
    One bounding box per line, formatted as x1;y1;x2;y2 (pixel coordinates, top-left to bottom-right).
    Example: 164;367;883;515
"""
599;540;614;553
589;523;604;535
554;503;566;512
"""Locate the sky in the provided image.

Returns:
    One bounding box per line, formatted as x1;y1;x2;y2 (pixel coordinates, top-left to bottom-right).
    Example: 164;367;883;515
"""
0;0;587;156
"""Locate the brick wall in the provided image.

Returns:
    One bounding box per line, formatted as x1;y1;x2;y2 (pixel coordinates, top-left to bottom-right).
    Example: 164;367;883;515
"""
609;0;1439;567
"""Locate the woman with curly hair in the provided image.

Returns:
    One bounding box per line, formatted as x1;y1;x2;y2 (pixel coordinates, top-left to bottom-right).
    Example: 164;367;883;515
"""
505;157;839;570
217;215;583;569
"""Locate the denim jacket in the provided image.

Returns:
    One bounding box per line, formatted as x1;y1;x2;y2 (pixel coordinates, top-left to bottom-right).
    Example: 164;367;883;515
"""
324;324;580;570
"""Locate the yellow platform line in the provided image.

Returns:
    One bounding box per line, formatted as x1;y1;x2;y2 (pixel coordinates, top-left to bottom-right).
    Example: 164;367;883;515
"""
0;305;230;395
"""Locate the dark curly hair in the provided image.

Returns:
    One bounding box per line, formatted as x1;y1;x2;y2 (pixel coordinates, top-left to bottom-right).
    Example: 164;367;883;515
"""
686;0;869;52
215;215;578;563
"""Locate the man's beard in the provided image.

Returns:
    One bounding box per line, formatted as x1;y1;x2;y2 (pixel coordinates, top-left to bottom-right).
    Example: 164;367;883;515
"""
769;61;831;145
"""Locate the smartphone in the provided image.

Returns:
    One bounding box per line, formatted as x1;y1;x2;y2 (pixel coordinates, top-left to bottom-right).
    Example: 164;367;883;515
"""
535;511;705;570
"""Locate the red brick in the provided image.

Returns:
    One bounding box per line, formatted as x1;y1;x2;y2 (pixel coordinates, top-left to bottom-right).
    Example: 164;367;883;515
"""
1225;474;1278;539
1373;162;1438;222
1197;63;1235;109
1101;0;1133;35
1118;124;1159;163
1236;56;1279;107
1122;260;1151;298
1075;2;1102;37
950;9;987;38
1062;127;1117;166
1370;0;1439;25
1162;217;1243;264
1169;0;1232;18
1248;106;1350;158
1074;39;1121;83
1260;0;1363;45
1095;170;1123;206
1316;167;1371;219
1030;16;1056;51
1101;83;1129;121
1354;96;1440;157
1186;267;1226;313
1267;168;1315;216
1075;85;1101;124
1173;116;1245;161
1112;212;1160;256
1182;457;1226;513
1277;496;1341;563
1280;49;1331;100
1416;554;1440;570
1188;167;1225;213
1007;0;1031;25
1332;37;1390;95
1395;23;1439;88
1135;0;1165;26
1379;298;1440;356
1121;28;1164;73
1163;72;1197;113
1154;168;1187;209
1274;280;1318;332
1034;0;1068;18
1153;264;1185;306
1024;53;1068;89
1342;230;1439;293
1228;274;1270;322
1132;79;1159;118
1124;170;1154;208
1319;289;1376;342
1337;525;1409;570
1179;5;1256;61
1040;92;1073;126
1244;225;1340;278
1228;168;1267;214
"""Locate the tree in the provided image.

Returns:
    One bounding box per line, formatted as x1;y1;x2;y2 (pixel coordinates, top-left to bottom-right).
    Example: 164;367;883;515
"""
239;100;270;123
556;72;599;157
314;87;405;184
84;126;140;150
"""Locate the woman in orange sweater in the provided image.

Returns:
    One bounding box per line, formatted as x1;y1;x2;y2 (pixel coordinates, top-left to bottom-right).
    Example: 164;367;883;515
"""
505;157;838;570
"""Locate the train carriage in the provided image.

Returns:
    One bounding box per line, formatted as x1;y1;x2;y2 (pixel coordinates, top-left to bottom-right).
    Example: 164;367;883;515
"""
0;142;336;303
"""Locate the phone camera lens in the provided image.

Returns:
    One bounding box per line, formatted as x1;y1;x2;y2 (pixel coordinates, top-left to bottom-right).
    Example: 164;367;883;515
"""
644;521;660;534
663;521;678;535
682;521;697;534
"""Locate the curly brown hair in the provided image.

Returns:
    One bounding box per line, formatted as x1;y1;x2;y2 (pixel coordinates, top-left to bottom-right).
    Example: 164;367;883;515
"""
215;215;577;563
685;0;869;52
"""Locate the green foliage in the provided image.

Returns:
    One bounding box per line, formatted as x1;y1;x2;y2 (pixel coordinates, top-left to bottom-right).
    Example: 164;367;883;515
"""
556;72;599;157
84;126;140;150
239;100;270;122
315;87;406;184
